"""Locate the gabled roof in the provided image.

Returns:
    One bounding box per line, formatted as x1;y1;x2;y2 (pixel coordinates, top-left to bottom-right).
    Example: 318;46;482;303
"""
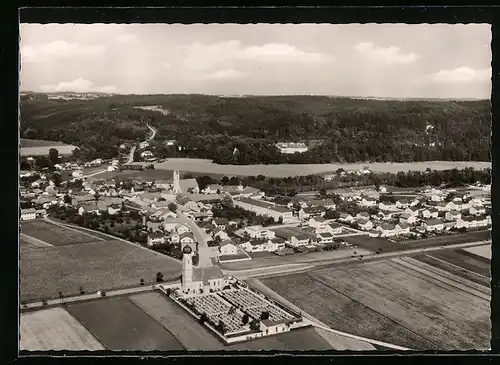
179;232;195;240
179;178;199;192
192;266;224;284
21;208;37;214
270;205;292;213
424;218;444;226
380;223;396;230
213;218;229;224
329;222;343;229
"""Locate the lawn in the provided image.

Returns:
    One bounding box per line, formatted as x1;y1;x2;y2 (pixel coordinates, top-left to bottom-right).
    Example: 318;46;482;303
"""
20;240;182;302
66;297;185;351
218;253;251;262
21;220;103;246
129;292;224;350
21;145;78;157
262;258;490;350
426;249;490;277
20;307;105;351
94;169;174;181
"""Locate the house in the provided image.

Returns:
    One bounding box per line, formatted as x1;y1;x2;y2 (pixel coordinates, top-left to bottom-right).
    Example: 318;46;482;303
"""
316;232;334;244
430;194;444;202
78;202;101;215
377;223;397;237
219;240;239;255
396;199;411;209
308;217;328;230
358;197;377;207
445;201;460;211
233;197;293;224
274;230;311;247
368;229;380;238
421;208;439;219
357;218;373;231
307;199;337;209
469;198;484;207
469;206;487;216
139;141;149;149
461;215;490;229
20;208;37;221
298;206;325;220
162;218;185;232
378;201;398;210
404;207;420;216
72;194;96;206
147;231;166;246
326;222;343;235
445;210;462;221
268;238;286;251
378;210;396;220
151;200;170;209
241;239;268;253
108;204;122;215
244;225;276;240
240;186;262;198
213;228;230;241
212;218;229;229
169;232;180;243
396;223;411;235
203;184;223;194
179;232;196;245
35;209;48;218
399;213;419;225
141;151;154;159
423;218;445;231
356;212;370;220
176;224;191;235
339;213;354;223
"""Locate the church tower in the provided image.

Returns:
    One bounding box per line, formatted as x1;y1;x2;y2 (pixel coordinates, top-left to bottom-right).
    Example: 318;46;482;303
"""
181;245;194;291
173;170;181;194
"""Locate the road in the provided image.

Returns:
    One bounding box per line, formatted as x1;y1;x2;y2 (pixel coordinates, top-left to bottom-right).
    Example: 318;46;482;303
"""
125;145;137;164
223;240;491;279
147;124;157;140
177;212;213;268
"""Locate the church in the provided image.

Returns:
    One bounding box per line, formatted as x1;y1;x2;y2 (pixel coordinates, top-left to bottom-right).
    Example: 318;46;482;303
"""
181;245;228;294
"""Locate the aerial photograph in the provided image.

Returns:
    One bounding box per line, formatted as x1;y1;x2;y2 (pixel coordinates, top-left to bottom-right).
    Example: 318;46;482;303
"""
19;23;491;352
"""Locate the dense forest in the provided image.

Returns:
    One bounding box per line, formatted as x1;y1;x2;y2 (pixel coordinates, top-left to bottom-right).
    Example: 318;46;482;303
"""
20;93;491;164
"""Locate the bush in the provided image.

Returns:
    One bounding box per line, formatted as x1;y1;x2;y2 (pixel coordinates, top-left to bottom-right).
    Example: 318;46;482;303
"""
101;291;107;297
41;298;48;306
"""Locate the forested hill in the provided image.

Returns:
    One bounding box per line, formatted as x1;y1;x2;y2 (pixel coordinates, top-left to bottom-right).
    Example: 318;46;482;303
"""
20;93;491;164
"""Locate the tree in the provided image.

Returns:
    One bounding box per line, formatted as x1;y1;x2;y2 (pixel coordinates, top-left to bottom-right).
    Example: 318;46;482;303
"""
49;148;59;164
156;272;164;282
168;203;177;212
63;194;72;204
241;313;250;325
52;172;62;187
140;278;145;286
260;311;270;320
217;320;226;333
249;319;260;331
79;286;85;295
199;312;209;324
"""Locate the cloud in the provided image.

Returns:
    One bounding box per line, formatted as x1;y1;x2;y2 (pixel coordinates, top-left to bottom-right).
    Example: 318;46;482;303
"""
40;78;117;93
413;67;491;84
177;40;331;71
163;62;172;69
114;33;138;43
355;42;420;65
202;69;246;80
21;40;106;63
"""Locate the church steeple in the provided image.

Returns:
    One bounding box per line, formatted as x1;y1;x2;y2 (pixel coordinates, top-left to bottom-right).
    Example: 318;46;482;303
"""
173;170;181;194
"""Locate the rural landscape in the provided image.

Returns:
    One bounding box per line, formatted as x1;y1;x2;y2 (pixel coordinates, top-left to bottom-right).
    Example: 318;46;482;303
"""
19;23;491;353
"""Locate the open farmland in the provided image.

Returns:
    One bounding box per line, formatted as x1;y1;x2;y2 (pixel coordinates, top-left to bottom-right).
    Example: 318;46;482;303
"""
425;249;491;277
21;220;103;246
151;158;491;178
20;240;182;302
20;307;105;351
21;145;78;157
261;258;490;350
463;244;491;260
20;138;68;147
129;292;224;350
66;297;184;351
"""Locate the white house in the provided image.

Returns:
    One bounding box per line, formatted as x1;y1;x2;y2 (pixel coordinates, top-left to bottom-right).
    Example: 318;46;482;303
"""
423;218;445;231
356;212;371;221
396;199;411;209
358;197;377;207
421;208;439;219
396;223;411;235
147;231;166;246
179;232;195;245
357;218;373;231
339;213;354;223
378;201;398;211
219;240;240;255
445;210;462;221
298;206;325;220
176;223;191;235
378;210;397;221
212;218;229;228
107;204;122;215
316;232;334;244
404;207;420;216
141;151;154;159
308;217;329;230
399;213;418;225
469;206;487;216
377;223;397;237
245;225;276;240
213;228;230;241
139;141;149;149
20;208;37;221
326;222;343;235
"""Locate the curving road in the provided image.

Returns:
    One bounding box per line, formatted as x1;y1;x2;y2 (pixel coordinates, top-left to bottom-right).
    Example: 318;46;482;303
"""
177;212;213;268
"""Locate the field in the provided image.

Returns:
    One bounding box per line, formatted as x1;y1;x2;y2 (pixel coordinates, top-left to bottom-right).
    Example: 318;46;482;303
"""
20;307;105;351
463;244;491;260
261;257;490;350
20;239;182;302
66;297;184;351
424;249;490;277
151;158;491;178
21;145;78;157
92;169;175;181
21;220;103;246
20;138;68;147
218;252;251;262
220;247;370;271
248;251;276;259
129;292;224;350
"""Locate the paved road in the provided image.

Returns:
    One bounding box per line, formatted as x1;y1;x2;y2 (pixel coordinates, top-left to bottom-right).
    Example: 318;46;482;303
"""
223;240;491;279
147;124;157;140
125;145;137;165
177;212;213;268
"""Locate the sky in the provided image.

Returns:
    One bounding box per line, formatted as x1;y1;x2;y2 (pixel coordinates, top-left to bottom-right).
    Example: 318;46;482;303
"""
19;23;492;99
